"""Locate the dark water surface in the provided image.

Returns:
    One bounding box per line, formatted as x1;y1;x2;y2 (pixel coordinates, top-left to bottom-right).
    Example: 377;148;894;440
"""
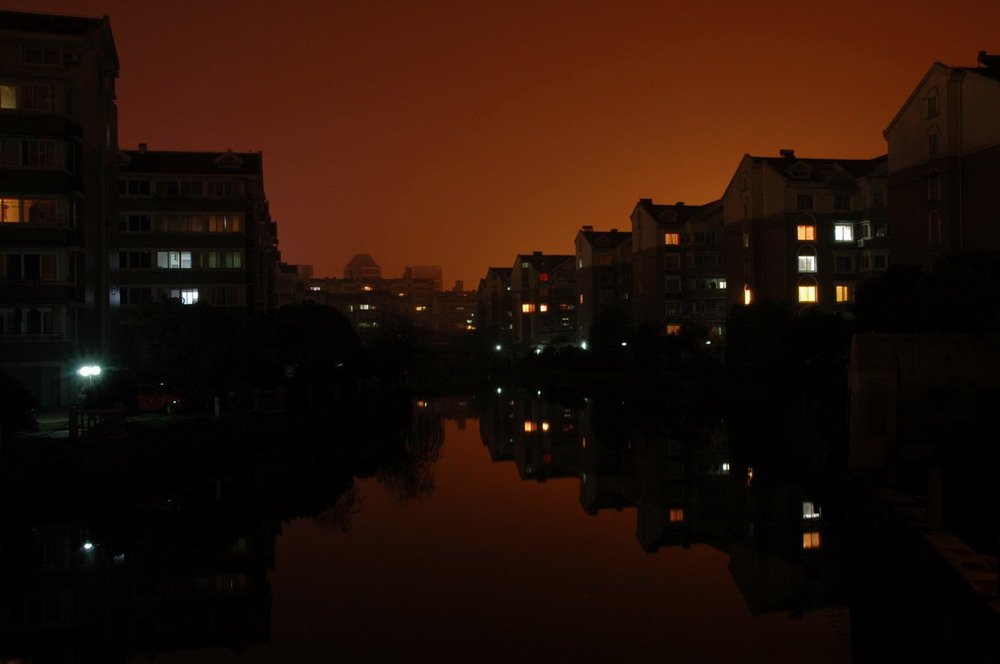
132;412;849;663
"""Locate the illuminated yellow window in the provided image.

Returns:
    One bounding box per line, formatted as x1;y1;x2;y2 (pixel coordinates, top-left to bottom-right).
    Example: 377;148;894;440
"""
523;421;536;432
797;225;816;241
541;422;550;432
669;509;685;522
521;303;535;313
539;304;548;312
803;531;821;549
743;286;752;305
664;233;680;245
798;285;817;303
836;285;851;302
666;324;681;335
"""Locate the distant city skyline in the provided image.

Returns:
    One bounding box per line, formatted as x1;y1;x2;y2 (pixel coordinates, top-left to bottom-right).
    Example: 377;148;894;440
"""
13;0;1000;286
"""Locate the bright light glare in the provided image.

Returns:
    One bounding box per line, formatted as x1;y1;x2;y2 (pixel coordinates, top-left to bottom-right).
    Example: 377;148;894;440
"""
495;344;502;351
82;541;95;551
78;365;101;377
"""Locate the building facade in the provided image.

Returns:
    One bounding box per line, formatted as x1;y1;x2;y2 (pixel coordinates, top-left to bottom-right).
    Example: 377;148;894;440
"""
1;11;119;404
574;226;631;341
630;199;727;336
510;252;576;346
883;52;1000;269
721;151;888;313
116;146;280;317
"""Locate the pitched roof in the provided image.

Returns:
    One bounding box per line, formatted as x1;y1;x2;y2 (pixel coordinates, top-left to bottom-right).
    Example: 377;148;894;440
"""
753;154;887;182
119;149;262;176
578;229;632;248
635;198;711;223
0;9;105;35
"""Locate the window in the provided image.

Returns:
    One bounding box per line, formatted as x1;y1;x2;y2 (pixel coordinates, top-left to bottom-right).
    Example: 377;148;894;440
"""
871;192;886;208
798;284;817;303
207;251;242;268
121;179;151;196
835;256;853;273
803;532;821;549
156;251;192;269
834;195;851;211
928;212;942;245
665;301;681;315
798;254;817;273
1;197;59;224
928;132;938;160
0;139;58;168
797;225;816;241
664;255;680;269
208;215;241;232
164;180;204;197
1;253;58;280
521;303;535;313
796;194;813;210
664;277;681;292
743;286;752;305
539;304;548;312
0;84;56;111
927;88;939;118
119;251;151;268
168;288;199;305
24;48;62;66
669;509;684;523
666;324;681;335
835;285;851;303
119;214;151;232
207;180;240;197
874;254;888;269
538;272;549;282
742;229;750;248
664;233;680;245
834;223;854;242
927;171;941;200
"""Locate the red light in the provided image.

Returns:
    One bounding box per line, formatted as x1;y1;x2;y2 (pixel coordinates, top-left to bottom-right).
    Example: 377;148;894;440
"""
542;453;552;463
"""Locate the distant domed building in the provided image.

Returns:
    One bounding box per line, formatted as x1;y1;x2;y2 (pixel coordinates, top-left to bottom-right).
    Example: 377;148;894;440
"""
344;253;381;281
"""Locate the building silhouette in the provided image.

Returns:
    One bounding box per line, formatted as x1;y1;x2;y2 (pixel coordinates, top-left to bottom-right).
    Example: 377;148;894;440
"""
721;150;888;312
510;252;576;346
884;51;1000;269
574;226;632;340
116;146;279;315
1;10;120;404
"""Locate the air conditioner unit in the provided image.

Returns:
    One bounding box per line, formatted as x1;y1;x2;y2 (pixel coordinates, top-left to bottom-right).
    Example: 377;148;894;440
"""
857;239;866;248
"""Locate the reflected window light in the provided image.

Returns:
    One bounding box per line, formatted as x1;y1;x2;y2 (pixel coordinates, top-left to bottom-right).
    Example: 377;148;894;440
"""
803;501;821;520
803;531;821;549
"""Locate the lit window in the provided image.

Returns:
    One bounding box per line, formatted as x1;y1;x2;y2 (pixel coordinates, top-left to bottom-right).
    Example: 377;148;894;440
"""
168;288;199;305
666;324;681;335
0;84;56;111
359;304;370;310
803;502;822;520
538;272;549;282
836;285;851;302
539;304;548;312
156;251;192;269
798;285;817;303
834;224;854;242
541;422;550;432
414;306;427;311
362;285;373;291
798;255;817;273
523;421;536;432
803;532;821;549
743;286;752;305
664;233;680;245
521;303;535;313
797;225;816;241
669;509;684;522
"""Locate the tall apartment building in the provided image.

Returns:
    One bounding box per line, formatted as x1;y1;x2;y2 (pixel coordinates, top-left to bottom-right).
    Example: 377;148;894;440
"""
510;252;576;346
721;151;888;312
1;11;119;405
574;226;631;340
476;266;513;346
630;199;727;336
884;52;1000;268
116;146;280;316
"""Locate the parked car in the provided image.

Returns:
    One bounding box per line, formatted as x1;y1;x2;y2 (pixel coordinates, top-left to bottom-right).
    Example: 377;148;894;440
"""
135;383;188;414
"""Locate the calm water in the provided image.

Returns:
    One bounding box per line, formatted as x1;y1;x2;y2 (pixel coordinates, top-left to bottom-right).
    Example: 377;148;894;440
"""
2;395;851;663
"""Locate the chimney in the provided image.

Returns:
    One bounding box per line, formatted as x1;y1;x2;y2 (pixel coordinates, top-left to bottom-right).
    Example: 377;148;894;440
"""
611;228;618;233
675;202;684;207
582;225;594;231
138;143;147;153
780;149;795;158
533;251;542;256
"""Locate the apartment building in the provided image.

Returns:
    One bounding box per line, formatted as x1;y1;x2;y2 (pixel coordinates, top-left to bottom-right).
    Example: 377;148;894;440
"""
884;51;1000;268
116;146;280;316
0;10;119;404
721;151;888;312
510;252;576;346
574;226;631;340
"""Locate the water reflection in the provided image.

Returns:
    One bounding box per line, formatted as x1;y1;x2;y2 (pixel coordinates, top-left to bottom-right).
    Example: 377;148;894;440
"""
1;392;848;663
478;391;845;619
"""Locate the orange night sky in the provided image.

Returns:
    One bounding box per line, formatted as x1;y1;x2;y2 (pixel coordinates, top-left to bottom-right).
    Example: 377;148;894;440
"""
11;0;1000;288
